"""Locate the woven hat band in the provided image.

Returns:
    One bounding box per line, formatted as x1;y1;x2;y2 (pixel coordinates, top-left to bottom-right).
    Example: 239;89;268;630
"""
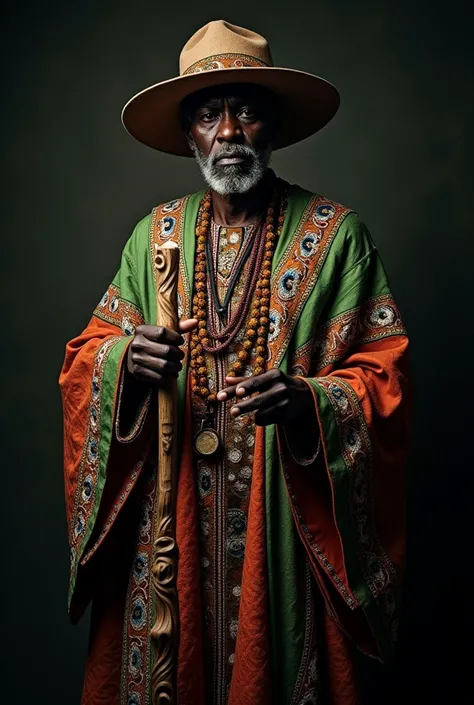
183;53;270;76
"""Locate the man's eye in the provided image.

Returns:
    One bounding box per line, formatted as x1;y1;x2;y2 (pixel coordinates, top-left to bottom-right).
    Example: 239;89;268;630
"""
201;112;217;121
238;108;256;119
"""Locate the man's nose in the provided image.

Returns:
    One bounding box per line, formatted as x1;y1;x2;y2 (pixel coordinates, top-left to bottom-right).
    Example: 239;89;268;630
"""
217;109;244;143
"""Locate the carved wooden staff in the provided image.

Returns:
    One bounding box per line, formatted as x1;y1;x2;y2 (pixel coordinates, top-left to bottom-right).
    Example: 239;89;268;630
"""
150;241;180;705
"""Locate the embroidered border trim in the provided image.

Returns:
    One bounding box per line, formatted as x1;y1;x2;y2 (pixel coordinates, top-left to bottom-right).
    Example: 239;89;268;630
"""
183;53;269;76
290;339;312;377
269;197;350;368
68;335;123;605
316;376;398;637
311;294;406;372
80;458;144;566
290;560;320;705
93;283;144;336
115;365;153;444
120;465;157;705
281;449;357;608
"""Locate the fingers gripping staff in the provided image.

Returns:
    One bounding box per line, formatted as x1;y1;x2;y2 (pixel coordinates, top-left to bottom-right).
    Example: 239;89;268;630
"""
126;322;196;387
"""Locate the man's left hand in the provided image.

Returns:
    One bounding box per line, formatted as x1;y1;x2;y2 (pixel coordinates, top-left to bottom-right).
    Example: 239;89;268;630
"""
216;369;314;427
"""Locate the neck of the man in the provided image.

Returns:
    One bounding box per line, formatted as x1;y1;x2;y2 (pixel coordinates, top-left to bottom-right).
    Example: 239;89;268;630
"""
211;170;274;227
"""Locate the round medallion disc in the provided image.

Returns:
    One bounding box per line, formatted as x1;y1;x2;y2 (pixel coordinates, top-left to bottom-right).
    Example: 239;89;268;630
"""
193;428;221;457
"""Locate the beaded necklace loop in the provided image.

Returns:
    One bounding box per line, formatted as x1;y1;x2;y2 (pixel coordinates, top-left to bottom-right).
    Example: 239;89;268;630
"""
204;204;269;351
190;184;287;403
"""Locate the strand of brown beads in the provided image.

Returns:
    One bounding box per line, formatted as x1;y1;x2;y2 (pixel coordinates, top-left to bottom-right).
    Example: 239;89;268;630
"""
189;187;287;402
190;192;214;400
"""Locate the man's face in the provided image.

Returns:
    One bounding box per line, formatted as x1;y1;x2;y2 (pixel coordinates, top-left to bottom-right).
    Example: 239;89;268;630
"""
183;84;277;195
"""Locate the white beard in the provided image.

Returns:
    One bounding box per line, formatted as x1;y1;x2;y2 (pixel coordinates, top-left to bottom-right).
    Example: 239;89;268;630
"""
190;140;272;195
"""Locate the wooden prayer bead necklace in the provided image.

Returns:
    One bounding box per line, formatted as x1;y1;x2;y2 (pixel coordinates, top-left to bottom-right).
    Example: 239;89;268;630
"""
189;186;286;404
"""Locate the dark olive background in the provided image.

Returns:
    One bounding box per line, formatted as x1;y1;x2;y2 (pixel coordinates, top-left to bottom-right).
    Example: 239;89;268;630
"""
2;1;473;703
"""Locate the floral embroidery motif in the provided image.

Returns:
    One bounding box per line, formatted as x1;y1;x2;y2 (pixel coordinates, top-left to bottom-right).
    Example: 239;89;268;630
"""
130;596;147;630
81;475;93;502
228;448;242;464
299;231;323;259
269;196;350;368
278;267;303;301
198;465;213;499
93;283;144;336
157;215;176;239
68;335;123;604
313;203;336;222
161;198;183;213
268;309;282;343
227;509;247;560
133;552;148;583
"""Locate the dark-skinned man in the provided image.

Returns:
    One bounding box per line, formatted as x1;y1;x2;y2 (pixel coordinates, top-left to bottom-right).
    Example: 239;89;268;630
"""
60;20;411;705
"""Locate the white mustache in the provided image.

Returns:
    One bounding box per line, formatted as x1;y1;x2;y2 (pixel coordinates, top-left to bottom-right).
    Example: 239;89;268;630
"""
211;146;256;166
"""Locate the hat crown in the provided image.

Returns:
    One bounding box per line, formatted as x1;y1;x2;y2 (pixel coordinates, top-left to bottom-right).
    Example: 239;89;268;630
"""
179;20;273;76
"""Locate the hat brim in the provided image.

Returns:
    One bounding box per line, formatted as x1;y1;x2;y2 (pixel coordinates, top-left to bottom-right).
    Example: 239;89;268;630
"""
121;66;340;156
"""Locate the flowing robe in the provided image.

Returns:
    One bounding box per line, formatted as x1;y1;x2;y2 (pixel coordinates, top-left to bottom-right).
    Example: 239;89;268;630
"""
59;181;411;705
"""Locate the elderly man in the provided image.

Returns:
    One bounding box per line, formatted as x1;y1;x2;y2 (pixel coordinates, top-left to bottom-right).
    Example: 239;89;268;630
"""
59;20;410;705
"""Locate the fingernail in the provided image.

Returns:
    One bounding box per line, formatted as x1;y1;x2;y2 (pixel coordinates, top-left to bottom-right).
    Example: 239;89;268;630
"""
236;387;245;396
217;392;227;400
231;406;240;416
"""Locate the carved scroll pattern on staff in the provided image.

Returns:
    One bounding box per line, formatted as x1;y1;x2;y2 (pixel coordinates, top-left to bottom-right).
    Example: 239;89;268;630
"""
151;243;180;705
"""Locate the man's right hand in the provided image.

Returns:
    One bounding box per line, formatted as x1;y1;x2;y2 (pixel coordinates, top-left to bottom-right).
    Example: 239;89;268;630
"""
126;319;198;388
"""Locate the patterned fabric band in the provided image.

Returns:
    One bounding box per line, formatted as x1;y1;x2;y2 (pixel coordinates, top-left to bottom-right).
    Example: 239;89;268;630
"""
183;53;270;76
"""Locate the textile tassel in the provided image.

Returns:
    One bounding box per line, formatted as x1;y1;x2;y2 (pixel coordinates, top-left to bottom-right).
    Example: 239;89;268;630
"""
150;241;180;704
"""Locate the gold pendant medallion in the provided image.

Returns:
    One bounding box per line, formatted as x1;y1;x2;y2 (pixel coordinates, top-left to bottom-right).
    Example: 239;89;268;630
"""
193;426;221;458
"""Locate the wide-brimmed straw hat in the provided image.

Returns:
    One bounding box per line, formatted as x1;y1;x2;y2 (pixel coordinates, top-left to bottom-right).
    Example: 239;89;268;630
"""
121;20;340;157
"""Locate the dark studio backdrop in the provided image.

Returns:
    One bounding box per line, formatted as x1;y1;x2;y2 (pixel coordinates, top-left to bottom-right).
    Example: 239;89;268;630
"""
2;1;473;703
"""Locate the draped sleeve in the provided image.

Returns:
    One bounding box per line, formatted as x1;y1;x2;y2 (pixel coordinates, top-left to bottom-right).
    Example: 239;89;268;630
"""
278;213;412;662
58;215;154;621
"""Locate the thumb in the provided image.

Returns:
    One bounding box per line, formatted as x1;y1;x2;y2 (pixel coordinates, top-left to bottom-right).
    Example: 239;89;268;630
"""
178;318;198;333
